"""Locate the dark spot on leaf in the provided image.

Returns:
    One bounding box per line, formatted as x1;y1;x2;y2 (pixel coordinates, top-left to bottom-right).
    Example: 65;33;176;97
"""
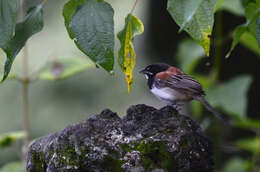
51;61;64;78
127;53;131;59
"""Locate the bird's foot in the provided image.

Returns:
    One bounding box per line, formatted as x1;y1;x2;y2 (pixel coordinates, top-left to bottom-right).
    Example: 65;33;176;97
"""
170;103;182;111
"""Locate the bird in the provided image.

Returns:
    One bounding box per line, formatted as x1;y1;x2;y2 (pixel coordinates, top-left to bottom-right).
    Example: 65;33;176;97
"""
139;63;227;124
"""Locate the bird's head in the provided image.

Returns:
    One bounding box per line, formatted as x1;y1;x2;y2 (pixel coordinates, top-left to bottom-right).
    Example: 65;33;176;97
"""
139;63;170;80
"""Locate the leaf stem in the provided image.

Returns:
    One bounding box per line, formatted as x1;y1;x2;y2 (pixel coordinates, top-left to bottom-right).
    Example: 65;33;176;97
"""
211;11;223;82
41;0;48;5
131;0;139;14
22;75;30;154
21;0;30;159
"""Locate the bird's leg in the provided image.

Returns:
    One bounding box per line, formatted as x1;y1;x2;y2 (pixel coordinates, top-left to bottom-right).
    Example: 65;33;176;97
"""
170;101;182;111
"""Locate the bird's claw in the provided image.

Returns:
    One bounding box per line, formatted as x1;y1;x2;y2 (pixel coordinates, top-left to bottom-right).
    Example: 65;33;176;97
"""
170;103;182;111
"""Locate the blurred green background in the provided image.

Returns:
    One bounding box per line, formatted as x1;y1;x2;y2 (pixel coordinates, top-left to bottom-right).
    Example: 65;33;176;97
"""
0;0;260;171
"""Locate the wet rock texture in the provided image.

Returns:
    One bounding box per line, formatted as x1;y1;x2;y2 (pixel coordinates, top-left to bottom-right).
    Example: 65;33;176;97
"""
27;104;214;172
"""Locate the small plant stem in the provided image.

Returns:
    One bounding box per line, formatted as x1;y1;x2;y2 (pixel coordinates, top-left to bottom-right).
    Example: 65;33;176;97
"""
22;73;30;150
41;0;48;5
211;11;223;82
20;0;30;158
131;0;139;14
251;130;260;171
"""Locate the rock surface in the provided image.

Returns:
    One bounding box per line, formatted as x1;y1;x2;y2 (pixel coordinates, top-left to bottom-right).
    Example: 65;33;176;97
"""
26;104;214;172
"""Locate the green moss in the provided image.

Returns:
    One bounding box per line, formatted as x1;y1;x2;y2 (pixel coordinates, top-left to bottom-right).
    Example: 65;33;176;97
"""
44;140;175;171
53;145;91;168
179;135;189;149
119;143;133;155
79;146;90;157
103;155;124;172
57;148;76;165
159;144;174;170
30;151;45;171
140;155;153;169
135;140;175;171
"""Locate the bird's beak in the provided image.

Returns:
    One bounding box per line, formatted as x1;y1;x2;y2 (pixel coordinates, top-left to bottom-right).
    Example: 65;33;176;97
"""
139;68;153;75
139;68;146;74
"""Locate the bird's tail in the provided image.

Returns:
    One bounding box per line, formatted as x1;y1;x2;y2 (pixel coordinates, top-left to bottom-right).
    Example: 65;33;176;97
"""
194;96;228;125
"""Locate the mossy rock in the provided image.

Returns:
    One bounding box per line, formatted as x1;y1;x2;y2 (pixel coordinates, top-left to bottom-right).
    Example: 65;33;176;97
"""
27;104;213;172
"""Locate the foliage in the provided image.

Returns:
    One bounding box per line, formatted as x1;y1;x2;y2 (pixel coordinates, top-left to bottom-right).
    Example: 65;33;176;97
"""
177;39;253;119
235;118;260;130
206;75;252;119
0;161;25;172
226;0;260;57
0;0;20;48
63;0;114;73
216;0;244;16
236;137;260;154
240;31;260;55
37;57;93;81
223;157;251;172
167;0;218;56
0;0;260;171
0;131;25;148
0;0;258;90
0;2;44;81
175;1;260;170
176;39;205;74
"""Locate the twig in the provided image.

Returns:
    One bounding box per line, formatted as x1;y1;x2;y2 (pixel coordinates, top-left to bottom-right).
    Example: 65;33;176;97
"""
41;0;48;5
131;0;139;14
210;11;223;83
20;0;30;159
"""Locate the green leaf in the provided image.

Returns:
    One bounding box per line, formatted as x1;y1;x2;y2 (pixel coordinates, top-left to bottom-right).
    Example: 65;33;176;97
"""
245;1;260;36
176;39;205;74
0;0;19;48
0;161;25;172
63;0;114;72
235;118;260;130
2;5;44;81
245;1;260;20
226;25;247;58
226;0;260;57
236;137;260;154
223;157;251;172
192;74;212;89
206;75;252;118
167;0;218;56
190;74;212;119
242;0;259;7
117;14;144;92
191;101;203;119
240;31;260;56
63;0;85;39
187;73;213;126
214;0;224;12
216;0;244;16
0;131;26;148
37;58;93;81
255;16;260;47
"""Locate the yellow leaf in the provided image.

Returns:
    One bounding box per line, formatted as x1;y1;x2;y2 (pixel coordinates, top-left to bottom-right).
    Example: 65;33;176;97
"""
201;30;211;56
117;14;144;92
